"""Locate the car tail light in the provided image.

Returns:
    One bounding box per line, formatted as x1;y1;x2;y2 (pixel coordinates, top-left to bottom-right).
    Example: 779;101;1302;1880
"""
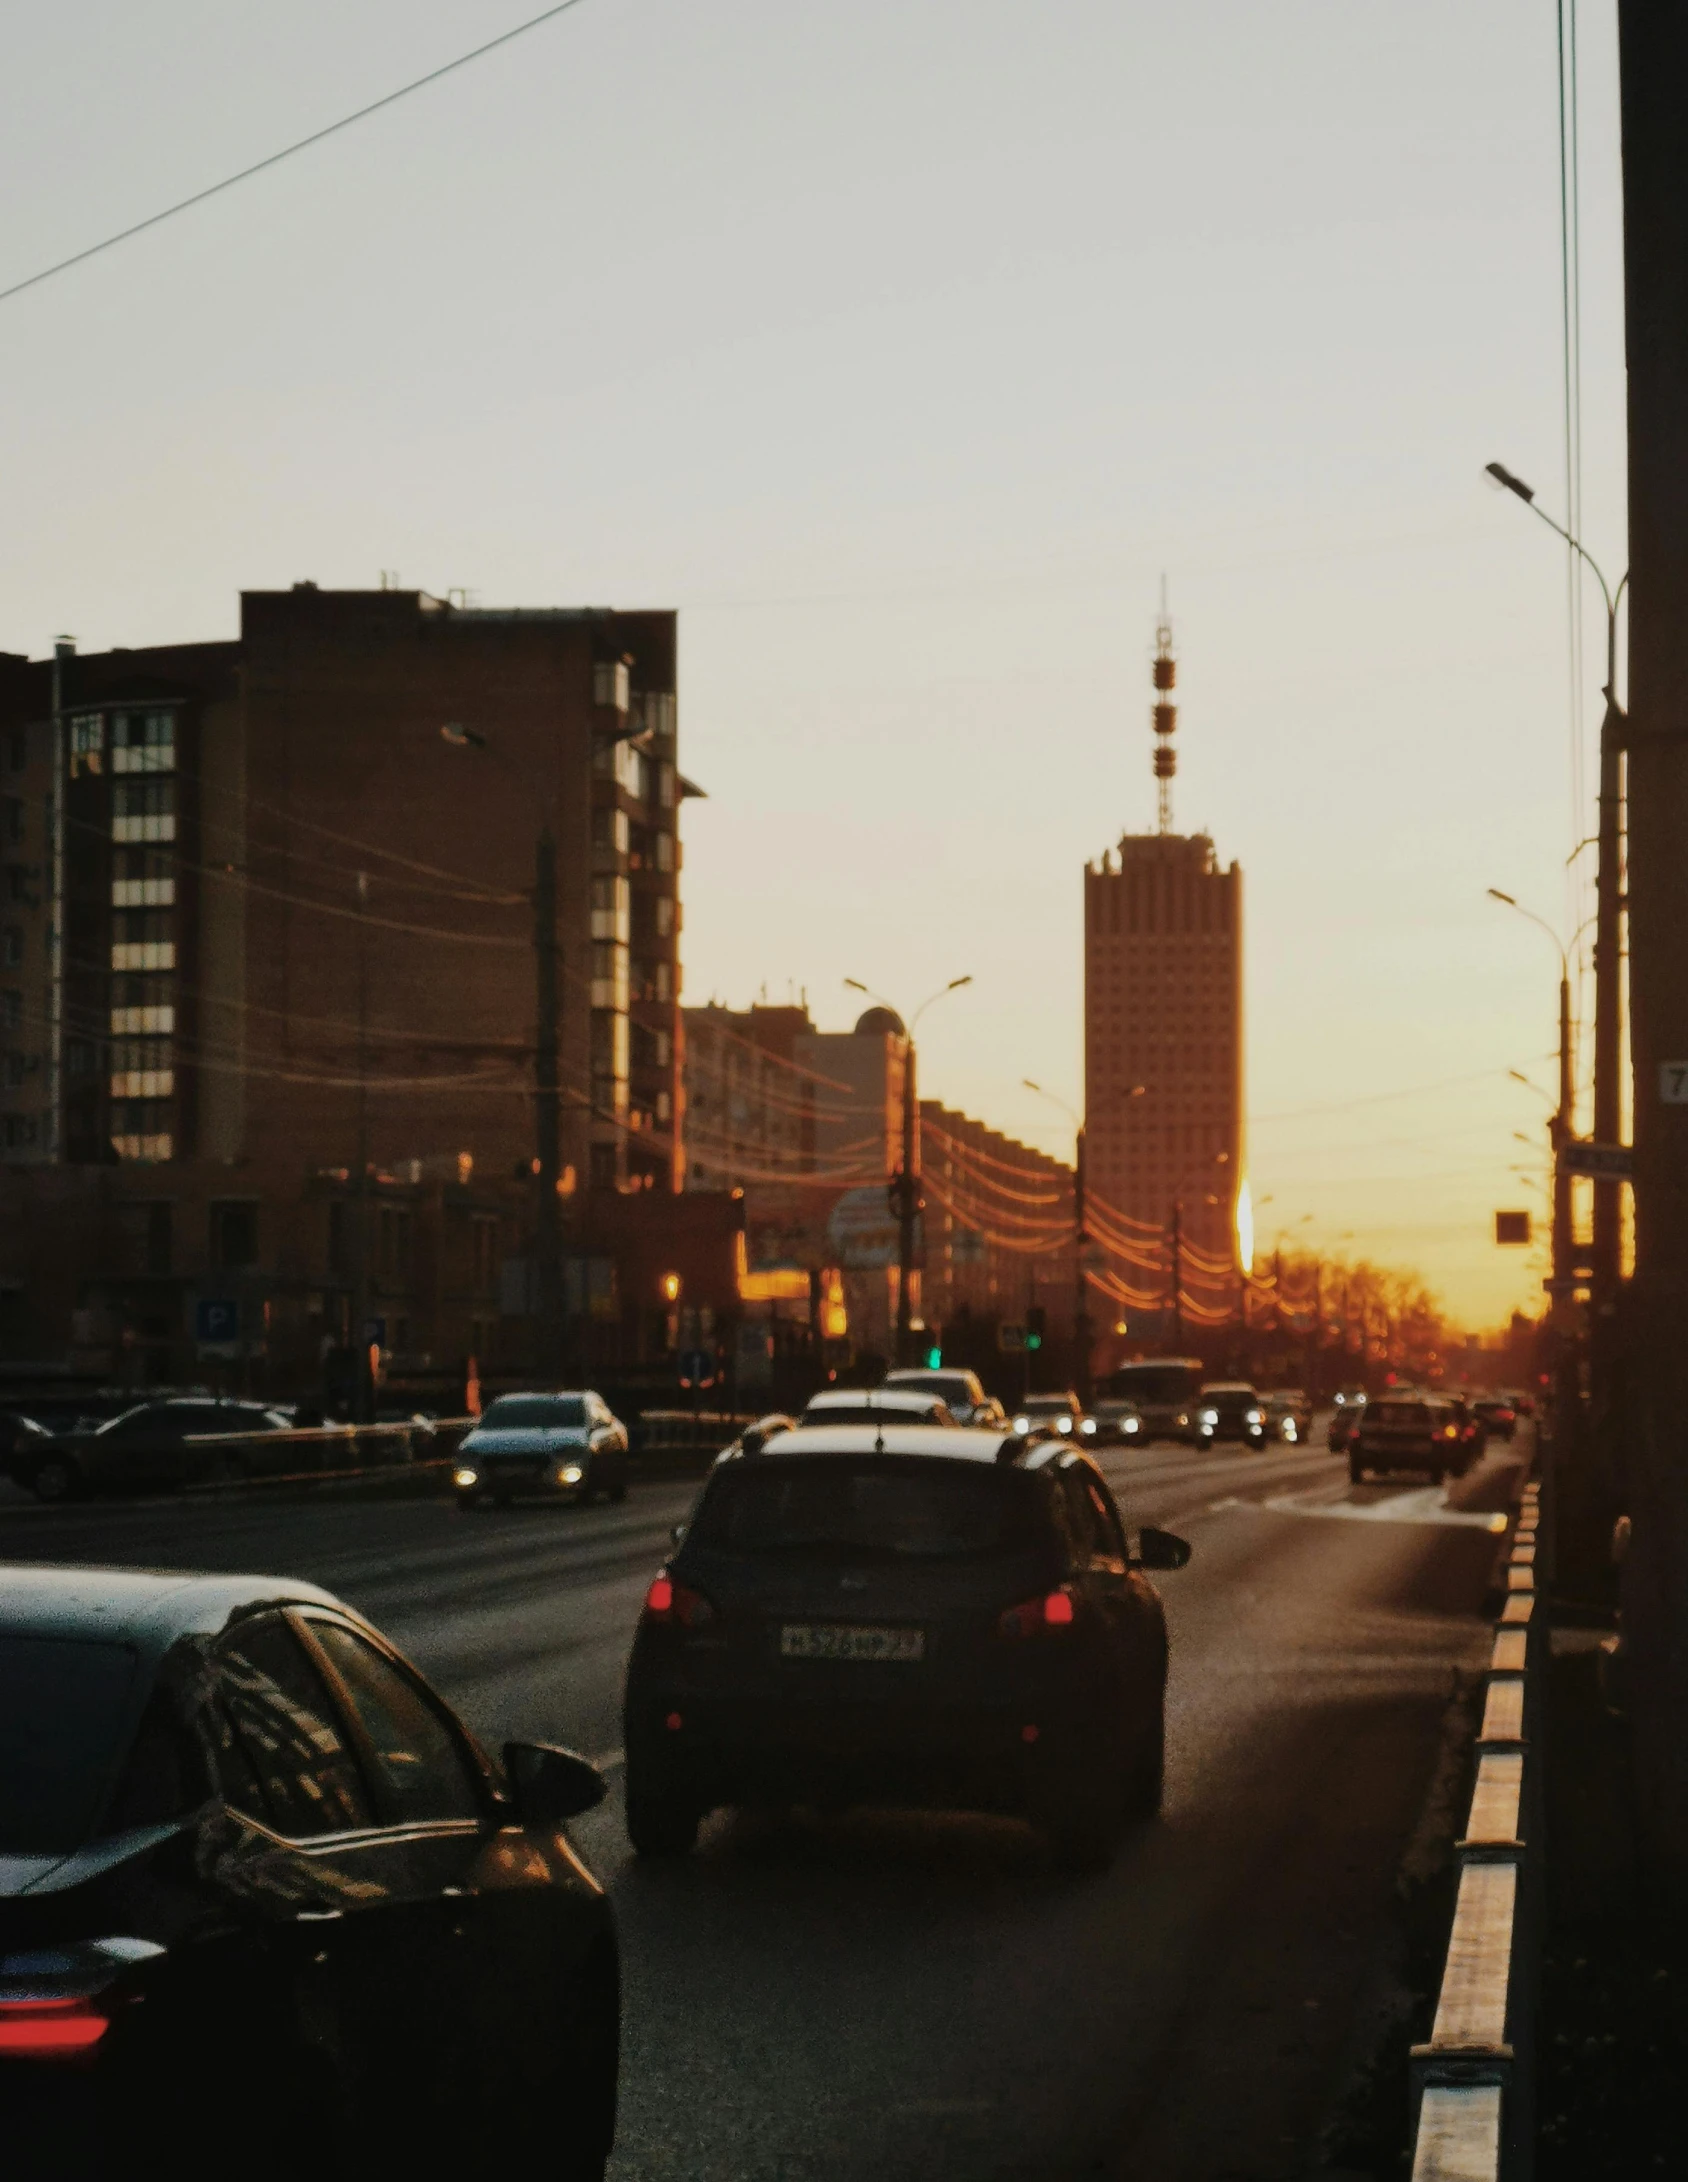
998;1587;1077;1638
642;1570;716;1629
0;1939;161;2059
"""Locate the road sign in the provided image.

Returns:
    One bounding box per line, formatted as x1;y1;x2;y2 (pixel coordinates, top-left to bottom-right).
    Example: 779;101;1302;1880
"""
195;1298;238;1344
1494;1211;1532;1246
1661;1062;1688;1103
998;1323;1026;1353
1563;1139;1634;1180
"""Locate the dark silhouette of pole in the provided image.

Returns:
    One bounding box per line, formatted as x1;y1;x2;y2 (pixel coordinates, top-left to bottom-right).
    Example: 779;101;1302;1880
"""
351;871;373;1421
894;1036;919;1367
1073;1125;1091;1405
534;829;562;1377
1169;1200;1183;1349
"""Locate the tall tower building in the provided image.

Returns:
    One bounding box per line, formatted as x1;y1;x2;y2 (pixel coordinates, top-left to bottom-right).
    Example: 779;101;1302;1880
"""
1084;608;1244;1305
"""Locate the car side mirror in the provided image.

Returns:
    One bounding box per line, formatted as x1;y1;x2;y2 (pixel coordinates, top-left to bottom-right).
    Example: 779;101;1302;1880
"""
740;1427;767;1456
1135;1526;1192;1571
502;1741;606;1824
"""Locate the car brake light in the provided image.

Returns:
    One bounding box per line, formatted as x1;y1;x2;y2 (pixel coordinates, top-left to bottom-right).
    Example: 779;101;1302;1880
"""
0;1996;110;2056
998;1587;1077;1637
0;1938;161;2059
643;1571;716;1628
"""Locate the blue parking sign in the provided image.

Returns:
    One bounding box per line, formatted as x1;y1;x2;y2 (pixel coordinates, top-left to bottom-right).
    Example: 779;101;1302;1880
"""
196;1298;239;1344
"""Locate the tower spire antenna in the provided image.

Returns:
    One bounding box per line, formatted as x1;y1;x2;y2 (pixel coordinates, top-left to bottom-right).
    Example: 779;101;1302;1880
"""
1151;579;1177;834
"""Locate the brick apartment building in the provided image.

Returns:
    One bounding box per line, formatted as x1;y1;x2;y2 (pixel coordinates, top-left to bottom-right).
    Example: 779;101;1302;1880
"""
681;999;1078;1378
0;587;738;1393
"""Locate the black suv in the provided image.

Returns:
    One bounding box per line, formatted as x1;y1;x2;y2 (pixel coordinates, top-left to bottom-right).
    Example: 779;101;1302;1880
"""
622;1424;1190;1871
1;1565;618;2181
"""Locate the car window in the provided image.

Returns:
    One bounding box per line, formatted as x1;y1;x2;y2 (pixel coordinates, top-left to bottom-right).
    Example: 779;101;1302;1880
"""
306;1621;483;1825
0;1635;139;1854
103;1682;214;1836
215;1615;373;1838
1059;1470;1105;1561
691;1457;1037;1560
1083;1472;1128;1559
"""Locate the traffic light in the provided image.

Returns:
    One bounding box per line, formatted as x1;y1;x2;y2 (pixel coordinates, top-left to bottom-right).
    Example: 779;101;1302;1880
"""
925;1345;942;1369
1025;1306;1046;1353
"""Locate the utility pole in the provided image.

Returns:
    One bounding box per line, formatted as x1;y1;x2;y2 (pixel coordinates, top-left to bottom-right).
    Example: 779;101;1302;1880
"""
534;829;562;1379
47;639;71;1164
350;872;372;1421
892;1036;920;1367
1615;0;1688;1875
1073;1124;1091;1406
1168;1200;1183;1350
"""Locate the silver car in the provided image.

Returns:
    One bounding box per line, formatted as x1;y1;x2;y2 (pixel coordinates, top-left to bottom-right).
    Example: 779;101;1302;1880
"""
454;1390;629;1508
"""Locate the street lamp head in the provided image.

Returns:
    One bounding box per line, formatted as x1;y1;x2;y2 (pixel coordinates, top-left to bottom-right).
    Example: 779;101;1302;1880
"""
1487;888;1517;907
1485;461;1535;504
947;975;973;992
843;978;868;995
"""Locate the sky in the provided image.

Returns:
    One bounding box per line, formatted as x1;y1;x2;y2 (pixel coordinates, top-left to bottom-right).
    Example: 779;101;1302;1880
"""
0;0;1628;1330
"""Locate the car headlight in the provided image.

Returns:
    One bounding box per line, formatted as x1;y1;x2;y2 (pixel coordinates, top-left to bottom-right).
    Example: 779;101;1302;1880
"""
1080;1417;1097;1434
1056;1416;1072;1433
1199;1409;1218;1427
1012;1416;1030;1433
1246;1409;1264;1426
1175;1413;1188;1428
1124;1416;1141;1433
453;1466;479;1489
560;1463;585;1484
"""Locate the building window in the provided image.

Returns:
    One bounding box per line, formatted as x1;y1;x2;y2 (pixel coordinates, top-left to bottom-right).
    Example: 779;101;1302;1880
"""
210;1201;258;1270
654;832;673;873
111;975;174;1037
5;868;31;905
111;711;176;775
112;1100;172;1163
3;1114;36;1149
2;800;21;845
591;941;629;1013
3;1051;25;1087
655;896;673;938
327;1199;349;1277
112;779;175;844
1;930;20;970
5;729;24;774
590;873;630;942
591;806;629;859
654;962;671;1004
376;1206;413;1284
471;1216;498;1292
111;1036;173;1099
69;715;104;778
112;849;175;908
1;991;19;1032
111;909;175;973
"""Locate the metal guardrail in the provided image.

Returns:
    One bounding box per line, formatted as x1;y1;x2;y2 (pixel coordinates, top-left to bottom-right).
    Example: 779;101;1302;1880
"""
1408;1474;1543;2182
176;1416;474;1490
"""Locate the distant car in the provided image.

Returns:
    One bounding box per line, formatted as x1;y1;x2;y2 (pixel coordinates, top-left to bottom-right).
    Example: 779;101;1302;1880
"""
1011;1391;1086;1440
1349;1394;1471;1484
1194;1384;1268;1451
799;1389;957;1430
622;1422;1191;1871
0;1563;619;2180
1332;1386;1368;1410
8;1398;300;1504
454;1390;629;1509
1263;1390;1313;1445
1327;1405;1363;1456
1093;1359;1203;1445
1445;1396;1489;1466
882;1367;994;1426
1505;1388;1537;1419
1083;1398;1144;1445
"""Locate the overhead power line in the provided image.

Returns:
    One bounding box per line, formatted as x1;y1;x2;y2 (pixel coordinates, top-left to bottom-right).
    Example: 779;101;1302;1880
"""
0;0;593;311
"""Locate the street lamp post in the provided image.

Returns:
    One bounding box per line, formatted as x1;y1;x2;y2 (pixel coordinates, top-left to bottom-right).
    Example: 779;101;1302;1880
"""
1486;463;1627;1321
1024;1078;1145;1406
845;975;972;1366
1489;890;1576;1308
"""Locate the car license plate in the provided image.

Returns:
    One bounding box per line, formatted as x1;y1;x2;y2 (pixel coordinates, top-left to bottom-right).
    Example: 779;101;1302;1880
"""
780;1623;925;1663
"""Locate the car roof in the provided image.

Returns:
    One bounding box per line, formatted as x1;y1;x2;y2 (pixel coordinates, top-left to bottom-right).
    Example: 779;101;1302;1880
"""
715;1423;1054;1469
0;1563;352;1664
804;1388;945;1412
1202;1382;1257;1395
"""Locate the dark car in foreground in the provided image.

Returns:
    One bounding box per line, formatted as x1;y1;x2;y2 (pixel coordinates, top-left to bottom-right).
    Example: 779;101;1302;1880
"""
622;1424;1191;1872
453;1390;630;1509
6;1397;305;1503
1194;1384;1268;1451
1349;1394;1471;1484
1;1565;618;2182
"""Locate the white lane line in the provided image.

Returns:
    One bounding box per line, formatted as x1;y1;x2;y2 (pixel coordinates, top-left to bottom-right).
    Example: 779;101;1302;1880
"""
1259;1483;1510;1531
1208;1496;1244;1512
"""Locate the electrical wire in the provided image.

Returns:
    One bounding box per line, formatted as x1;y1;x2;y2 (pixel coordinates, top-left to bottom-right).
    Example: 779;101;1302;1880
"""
0;0;594;311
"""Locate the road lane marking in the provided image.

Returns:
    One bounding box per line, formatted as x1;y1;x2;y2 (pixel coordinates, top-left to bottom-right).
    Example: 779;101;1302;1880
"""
1259;1483;1510;1530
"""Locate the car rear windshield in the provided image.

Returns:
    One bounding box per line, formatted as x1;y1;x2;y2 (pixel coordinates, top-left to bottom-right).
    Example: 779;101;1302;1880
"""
1368;1403;1432;1427
887;1374;976;1407
0;1636;139;1854
690;1458;1036;1561
1100;1366;1201;1405
479;1396;587;1429
804;1404;935;1427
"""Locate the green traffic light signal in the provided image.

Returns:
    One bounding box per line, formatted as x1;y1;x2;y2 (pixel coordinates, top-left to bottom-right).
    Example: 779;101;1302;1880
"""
925;1345;942;1369
1025;1333;1043;1351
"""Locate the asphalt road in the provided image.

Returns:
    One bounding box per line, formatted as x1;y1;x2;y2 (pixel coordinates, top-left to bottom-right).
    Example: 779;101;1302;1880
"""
1;1423;1524;2182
